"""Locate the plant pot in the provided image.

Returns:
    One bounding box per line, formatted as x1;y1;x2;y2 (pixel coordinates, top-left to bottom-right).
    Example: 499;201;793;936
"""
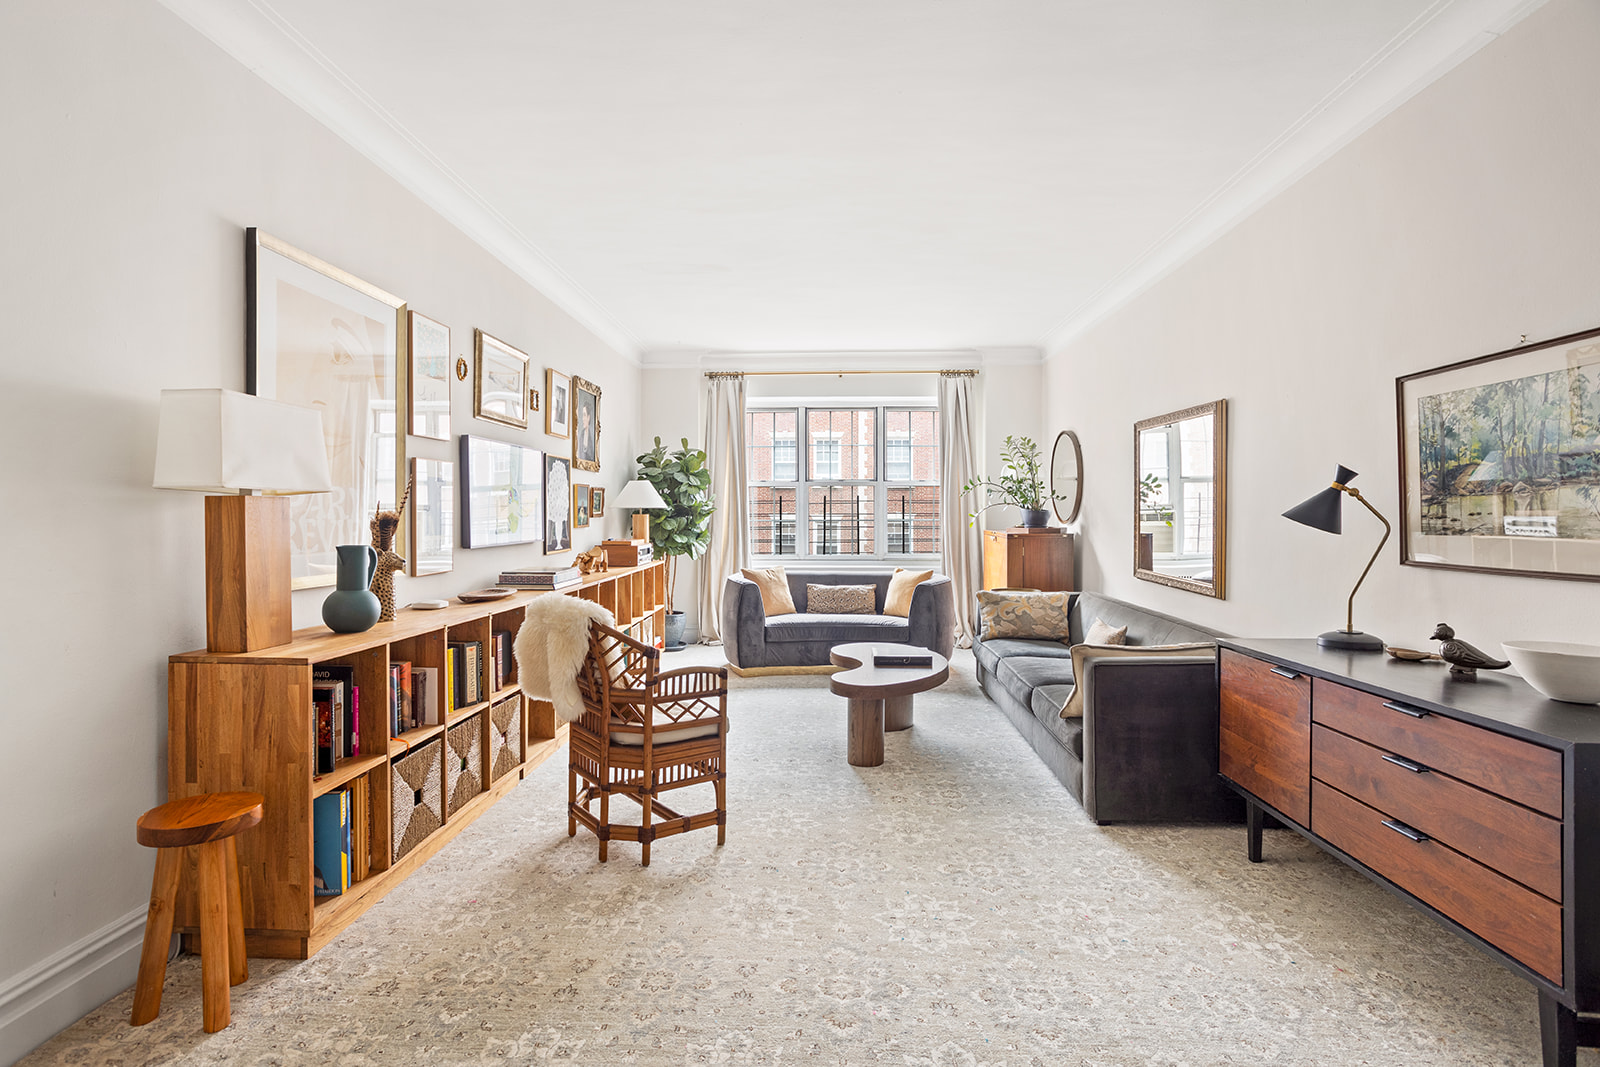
1137;532;1154;570
663;610;687;651
1019;508;1050;528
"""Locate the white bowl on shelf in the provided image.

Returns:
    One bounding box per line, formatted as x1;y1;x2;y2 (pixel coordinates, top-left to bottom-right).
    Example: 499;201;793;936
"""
1502;641;1600;704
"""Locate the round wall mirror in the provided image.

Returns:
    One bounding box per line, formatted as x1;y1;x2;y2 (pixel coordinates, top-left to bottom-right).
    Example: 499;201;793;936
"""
1050;430;1083;524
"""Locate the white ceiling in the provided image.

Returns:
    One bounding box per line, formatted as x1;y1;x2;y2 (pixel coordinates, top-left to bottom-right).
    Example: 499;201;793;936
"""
161;0;1544;360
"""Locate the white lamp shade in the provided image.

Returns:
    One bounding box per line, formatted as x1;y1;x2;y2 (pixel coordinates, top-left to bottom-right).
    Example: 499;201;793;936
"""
153;388;333;493
613;479;668;510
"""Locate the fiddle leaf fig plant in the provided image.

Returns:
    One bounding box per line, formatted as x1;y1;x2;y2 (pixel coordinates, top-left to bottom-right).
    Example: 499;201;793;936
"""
1139;472;1173;526
960;434;1064;525
635;436;714;612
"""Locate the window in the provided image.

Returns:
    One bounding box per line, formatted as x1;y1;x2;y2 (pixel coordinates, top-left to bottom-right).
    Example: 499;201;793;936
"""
746;404;939;561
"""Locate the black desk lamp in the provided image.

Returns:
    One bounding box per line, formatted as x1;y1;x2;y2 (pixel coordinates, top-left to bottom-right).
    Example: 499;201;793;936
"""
1283;465;1390;651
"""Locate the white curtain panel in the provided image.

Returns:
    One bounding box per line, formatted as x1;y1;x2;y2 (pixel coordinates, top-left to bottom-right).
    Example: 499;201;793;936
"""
697;373;748;643
939;372;982;648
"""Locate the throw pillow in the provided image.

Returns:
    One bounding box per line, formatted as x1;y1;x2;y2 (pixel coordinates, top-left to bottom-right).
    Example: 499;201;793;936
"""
740;566;797;617
883;567;934;617
806;584;875;615
1083;617;1128;646
1058;642;1216;718
976;590;1075;641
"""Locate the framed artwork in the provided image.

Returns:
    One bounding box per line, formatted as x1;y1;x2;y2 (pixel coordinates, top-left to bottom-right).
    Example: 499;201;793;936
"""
591;487;605;517
545;453;571;552
474;330;529;429
546;369;570;438
246;228;406;589
573;375;601;473
573;484;591;528
458;435;543;549
409;458;454;575
1398;325;1600;582
408;311;450;440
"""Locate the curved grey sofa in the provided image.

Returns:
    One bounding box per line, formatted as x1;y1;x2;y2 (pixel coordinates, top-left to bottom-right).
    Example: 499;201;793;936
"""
723;570;955;670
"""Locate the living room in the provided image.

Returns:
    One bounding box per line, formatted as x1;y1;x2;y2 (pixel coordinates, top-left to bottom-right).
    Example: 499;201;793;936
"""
5;1;1600;1064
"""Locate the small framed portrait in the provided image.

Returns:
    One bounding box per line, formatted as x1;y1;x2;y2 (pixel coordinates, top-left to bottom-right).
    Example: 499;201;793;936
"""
573;483;591;528
473;329;529;429
591;486;605;517
545;453;571;552
546;369;570;438
572;375;601;473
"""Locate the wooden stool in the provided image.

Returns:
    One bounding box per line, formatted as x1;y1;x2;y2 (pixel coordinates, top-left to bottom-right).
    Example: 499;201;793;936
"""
131;792;263;1033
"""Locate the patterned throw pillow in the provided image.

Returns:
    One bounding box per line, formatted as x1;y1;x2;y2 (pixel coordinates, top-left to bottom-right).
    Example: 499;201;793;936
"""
806;584;876;615
1083;617;1128;646
976;590;1075;641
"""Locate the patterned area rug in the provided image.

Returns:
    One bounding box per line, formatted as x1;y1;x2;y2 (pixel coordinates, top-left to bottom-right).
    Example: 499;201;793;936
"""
22;649;1574;1065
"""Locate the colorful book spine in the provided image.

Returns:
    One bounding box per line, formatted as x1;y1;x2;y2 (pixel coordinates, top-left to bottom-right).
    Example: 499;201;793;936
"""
312;789;350;897
314;695;336;774
393;661;413;730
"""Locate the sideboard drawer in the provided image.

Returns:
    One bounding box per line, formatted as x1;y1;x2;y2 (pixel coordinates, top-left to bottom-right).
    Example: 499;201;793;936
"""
1312;780;1563;983
1312;678;1562;817
1220;650;1311;826
1312;724;1562;901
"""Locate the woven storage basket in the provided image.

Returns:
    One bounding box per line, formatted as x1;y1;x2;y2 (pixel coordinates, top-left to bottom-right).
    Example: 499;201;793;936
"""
488;694;522;783
447;712;484;815
390;737;443;863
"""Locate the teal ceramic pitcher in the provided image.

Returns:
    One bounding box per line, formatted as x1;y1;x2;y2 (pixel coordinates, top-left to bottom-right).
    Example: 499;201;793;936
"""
322;545;381;633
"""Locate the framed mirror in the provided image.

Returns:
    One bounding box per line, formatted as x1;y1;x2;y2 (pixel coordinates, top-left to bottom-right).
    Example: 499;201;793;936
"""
1050;430;1083;524
1134;399;1227;598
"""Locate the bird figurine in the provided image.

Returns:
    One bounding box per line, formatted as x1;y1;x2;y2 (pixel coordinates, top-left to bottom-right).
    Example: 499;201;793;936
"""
1430;622;1510;679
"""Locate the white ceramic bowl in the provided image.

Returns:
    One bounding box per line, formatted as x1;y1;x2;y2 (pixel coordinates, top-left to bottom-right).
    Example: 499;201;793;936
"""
1502;641;1600;704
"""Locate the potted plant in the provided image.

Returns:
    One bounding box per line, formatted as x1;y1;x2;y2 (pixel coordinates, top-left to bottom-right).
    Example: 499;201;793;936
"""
961;435;1061;528
635;436;714;650
1137;473;1174;565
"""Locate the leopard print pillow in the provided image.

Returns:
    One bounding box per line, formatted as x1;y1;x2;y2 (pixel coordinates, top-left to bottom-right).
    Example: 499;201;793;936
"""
805;584;876;615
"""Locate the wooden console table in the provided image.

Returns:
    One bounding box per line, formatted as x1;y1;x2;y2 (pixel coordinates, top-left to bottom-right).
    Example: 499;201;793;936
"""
1217;638;1600;1066
982;527;1074;591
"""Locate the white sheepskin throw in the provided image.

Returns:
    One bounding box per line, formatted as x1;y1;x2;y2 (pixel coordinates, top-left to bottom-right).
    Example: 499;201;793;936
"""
514;595;616;724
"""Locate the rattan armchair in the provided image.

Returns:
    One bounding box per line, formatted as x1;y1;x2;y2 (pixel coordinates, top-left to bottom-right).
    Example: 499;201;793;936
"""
569;621;728;865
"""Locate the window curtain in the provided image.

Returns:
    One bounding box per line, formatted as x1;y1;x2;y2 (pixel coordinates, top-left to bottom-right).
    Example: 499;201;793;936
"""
697;373;748;643
938;371;982;648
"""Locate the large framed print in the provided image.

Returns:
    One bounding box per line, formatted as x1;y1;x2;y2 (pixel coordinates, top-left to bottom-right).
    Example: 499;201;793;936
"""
246;228;406;589
474;330;530;429
572;375;600;472
408;311;451;440
459;435;543;549
545;453;571;552
1398;325;1600;582
409;457;454;575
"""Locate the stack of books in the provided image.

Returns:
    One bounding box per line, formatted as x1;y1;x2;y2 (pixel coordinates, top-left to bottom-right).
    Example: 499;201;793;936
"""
497;566;582;590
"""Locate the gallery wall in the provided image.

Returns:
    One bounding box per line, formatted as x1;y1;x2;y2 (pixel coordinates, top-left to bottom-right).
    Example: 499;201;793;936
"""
1045;0;1600;653
0;2;640;1059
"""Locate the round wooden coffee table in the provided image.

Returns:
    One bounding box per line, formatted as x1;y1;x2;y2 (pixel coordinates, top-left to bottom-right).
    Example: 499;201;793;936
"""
829;642;950;767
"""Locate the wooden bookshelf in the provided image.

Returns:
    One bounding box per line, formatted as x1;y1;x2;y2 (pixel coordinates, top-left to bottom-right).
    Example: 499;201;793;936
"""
167;560;667;960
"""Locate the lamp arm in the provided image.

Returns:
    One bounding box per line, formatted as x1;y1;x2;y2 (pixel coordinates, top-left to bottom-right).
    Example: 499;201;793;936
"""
1341;486;1391;635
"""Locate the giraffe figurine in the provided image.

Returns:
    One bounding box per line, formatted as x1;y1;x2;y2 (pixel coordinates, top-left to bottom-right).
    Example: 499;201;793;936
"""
369;477;411;622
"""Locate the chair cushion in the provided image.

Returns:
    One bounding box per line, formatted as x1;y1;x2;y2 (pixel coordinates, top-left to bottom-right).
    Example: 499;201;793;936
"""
741;566;797;616
883;567;934;617
609;716;720;746
805;584;875;615
974;637;1073;678
765;613;910;644
1058;642;1217;718
992;655;1077;711
976;590;1076;641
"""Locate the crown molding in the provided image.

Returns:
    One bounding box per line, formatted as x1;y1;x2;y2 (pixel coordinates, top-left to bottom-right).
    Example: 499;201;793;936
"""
1041;0;1548;359
157;0;641;363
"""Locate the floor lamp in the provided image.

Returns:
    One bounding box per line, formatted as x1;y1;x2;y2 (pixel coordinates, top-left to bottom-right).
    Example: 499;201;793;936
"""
1282;464;1390;651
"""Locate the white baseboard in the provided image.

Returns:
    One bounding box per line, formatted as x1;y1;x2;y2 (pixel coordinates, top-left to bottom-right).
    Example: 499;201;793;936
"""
0;906;147;1066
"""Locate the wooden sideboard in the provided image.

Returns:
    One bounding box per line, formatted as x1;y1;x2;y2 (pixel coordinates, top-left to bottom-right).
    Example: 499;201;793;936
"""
1218;638;1600;1066
982;527;1074;591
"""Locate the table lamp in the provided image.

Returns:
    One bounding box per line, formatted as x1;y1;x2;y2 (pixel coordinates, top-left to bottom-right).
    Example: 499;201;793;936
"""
153;388;332;653
613;478;668;540
1282;464;1390;651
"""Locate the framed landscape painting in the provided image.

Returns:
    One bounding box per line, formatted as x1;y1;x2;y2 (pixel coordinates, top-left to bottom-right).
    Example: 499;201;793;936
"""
246;228;406;589
474;330;529;429
1398;325;1600;581
459;435;543;549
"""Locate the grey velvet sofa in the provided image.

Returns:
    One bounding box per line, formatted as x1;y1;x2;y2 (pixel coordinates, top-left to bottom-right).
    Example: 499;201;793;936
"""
723;570;955;671
975;591;1243;824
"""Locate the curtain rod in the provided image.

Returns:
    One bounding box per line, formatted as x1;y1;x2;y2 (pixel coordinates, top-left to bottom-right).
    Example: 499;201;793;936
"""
705;369;978;379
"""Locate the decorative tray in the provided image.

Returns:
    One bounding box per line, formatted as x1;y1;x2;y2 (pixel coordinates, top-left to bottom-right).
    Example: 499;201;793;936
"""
457;588;515;604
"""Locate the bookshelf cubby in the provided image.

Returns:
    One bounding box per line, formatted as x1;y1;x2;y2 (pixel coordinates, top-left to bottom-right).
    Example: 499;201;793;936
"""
167;560;667;959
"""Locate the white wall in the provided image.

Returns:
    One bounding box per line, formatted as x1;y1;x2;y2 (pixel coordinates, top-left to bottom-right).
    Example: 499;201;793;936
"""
1045;0;1600;652
0;2;638;1059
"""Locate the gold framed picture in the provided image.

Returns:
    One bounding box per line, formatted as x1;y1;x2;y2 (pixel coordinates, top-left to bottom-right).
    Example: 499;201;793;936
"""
573;483;591;528
408;311;450;441
591;487;605;517
473;329;529;429
572;375;601;473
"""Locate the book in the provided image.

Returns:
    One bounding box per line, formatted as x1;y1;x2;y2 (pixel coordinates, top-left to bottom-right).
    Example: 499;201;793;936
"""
313;683;345;762
391;661;413;729
312;664;358;757
413;666;442;726
497;566;580;587
491;630;513;690
314;695;336;774
312;789;350;897
445;646;459;718
873;646;933;668
349;775;370;882
449;641;482;706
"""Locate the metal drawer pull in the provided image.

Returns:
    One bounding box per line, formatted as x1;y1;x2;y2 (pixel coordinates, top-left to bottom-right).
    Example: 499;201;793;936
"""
1382;754;1429;774
1269;667;1301;680
1382;700;1429;719
1382;819;1430;843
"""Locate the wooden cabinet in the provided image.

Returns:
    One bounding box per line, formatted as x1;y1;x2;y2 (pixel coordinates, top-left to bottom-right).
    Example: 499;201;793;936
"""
1218;639;1600;1066
982;528;1074;591
168;561;666;960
